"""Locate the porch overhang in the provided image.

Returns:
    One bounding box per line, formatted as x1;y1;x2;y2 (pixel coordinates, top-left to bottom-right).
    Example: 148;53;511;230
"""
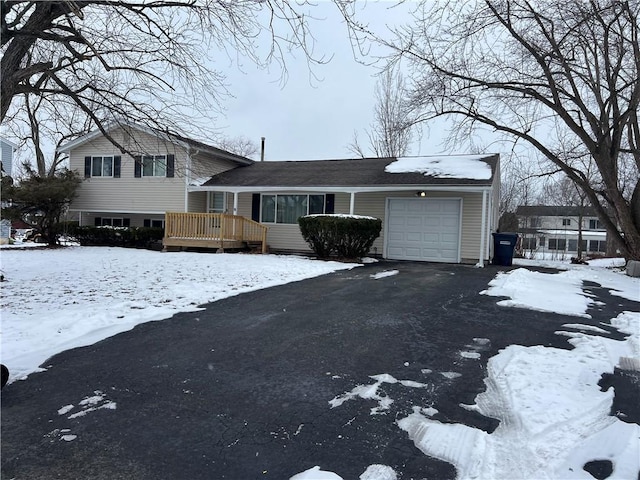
187;184;494;194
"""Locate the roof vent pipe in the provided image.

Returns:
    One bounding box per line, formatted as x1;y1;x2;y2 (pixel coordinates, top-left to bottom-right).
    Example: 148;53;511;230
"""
260;137;265;162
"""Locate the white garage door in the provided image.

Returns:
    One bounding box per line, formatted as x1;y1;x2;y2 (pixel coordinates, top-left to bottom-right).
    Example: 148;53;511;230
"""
386;198;461;262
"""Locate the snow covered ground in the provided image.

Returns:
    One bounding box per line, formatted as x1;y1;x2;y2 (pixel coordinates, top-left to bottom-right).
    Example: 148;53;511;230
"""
0;246;360;382
1;246;638;480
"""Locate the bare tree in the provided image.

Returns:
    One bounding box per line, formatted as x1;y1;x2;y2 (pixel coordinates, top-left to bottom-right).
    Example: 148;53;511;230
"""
1;1;345;157
368;0;640;259
216;136;260;160
348;67;416;158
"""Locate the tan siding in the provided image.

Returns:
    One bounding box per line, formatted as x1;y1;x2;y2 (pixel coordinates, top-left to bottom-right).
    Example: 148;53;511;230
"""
188;192;207;213
69;127;241;215
234;190;485;260
189;153;239;183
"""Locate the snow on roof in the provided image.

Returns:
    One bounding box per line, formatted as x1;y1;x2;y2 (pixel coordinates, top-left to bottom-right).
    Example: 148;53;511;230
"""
385;155;492;180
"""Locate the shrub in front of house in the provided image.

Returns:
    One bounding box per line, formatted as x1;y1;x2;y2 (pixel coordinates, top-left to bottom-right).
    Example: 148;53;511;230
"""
67;225;164;248
298;214;382;260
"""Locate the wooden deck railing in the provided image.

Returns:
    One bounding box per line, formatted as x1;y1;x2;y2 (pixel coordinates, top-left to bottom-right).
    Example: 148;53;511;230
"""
164;212;268;253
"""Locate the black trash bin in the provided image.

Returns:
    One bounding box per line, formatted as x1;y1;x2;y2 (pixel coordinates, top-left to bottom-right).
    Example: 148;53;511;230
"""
492;232;519;266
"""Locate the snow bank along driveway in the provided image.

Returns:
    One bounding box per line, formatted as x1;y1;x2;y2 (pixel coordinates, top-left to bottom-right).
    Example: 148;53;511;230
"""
396;264;639;480
1;247;639;479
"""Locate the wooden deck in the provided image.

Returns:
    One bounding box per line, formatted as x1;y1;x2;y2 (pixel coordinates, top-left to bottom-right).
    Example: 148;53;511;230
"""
163;212;268;253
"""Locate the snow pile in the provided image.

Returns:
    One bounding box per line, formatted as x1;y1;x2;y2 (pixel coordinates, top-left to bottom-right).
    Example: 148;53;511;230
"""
385;155;492;180
0;247;359;382
397;262;639;479
370;270;399;280
290;464;397;480
329;373;430;415
398;311;640;479
481;266;639;316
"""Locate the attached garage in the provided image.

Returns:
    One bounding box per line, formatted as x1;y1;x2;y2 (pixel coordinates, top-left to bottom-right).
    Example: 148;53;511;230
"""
193;154;500;265
386;198;462;262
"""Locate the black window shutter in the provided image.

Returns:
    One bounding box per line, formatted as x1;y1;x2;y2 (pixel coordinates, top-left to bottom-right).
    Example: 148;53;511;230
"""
113;156;121;178
143;219;151;227
94;217;102;226
166;154;175;178
123;218;130;227
251;193;261;221
325;194;335;214
134;156;142;177
84;157;92;178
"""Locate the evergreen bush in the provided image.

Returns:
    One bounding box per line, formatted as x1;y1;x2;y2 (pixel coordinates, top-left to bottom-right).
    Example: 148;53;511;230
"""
298;215;382;260
67;225;164;248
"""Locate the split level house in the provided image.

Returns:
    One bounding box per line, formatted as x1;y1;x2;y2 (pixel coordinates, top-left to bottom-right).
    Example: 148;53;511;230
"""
60;123;501;265
515;205;608;256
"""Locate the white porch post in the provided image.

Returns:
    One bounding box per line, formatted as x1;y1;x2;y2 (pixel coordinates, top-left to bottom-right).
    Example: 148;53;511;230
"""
233;192;239;215
476;189;488;268
349;192;355;215
184;150;193;213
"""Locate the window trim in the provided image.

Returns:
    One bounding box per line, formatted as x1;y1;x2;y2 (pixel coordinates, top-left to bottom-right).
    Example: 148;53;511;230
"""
562;218;571;226
207;192;226;213
84;155;120;178
141;155;167;177
260;193;326;224
95;217;130;227
548;238;567;251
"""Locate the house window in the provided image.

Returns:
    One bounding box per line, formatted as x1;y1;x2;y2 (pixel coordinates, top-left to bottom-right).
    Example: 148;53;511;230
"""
208;192;226;213
589;240;607;253
261;194;325;224
568;239;587;252
562;218;571;226
91;156;113;177
142;155;166;177
529;217;541;228
95;217;130;227
589;219;603;229
548;238;566;250
521;237;537;250
143;219;165;228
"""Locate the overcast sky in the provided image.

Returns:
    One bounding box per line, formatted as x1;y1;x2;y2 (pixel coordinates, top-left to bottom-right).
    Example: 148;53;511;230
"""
214;1;453;161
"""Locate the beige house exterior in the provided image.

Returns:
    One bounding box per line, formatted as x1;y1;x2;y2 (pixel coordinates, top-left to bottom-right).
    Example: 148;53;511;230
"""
60;123;252;228
62;124;500;265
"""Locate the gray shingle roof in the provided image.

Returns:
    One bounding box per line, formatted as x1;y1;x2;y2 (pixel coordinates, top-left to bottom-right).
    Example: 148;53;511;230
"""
201;155;499;188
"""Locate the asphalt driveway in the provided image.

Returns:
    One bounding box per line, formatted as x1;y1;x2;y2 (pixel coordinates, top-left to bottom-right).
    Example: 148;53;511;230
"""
1;261;636;479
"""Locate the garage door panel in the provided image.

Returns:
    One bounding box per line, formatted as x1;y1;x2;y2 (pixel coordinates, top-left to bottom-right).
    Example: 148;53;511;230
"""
386;198;461;262
407;216;423;227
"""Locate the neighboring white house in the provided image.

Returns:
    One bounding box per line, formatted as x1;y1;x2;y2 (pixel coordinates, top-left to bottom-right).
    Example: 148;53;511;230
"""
515;205;608;257
0;137;17;177
60;123;501;265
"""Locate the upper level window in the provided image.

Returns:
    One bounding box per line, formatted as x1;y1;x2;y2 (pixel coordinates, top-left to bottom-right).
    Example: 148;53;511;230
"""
134;154;174;178
589;218;603;229
261;194;325;224
562;218;571;226
84;155;120;178
92;156;113;176
142;155;166;177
